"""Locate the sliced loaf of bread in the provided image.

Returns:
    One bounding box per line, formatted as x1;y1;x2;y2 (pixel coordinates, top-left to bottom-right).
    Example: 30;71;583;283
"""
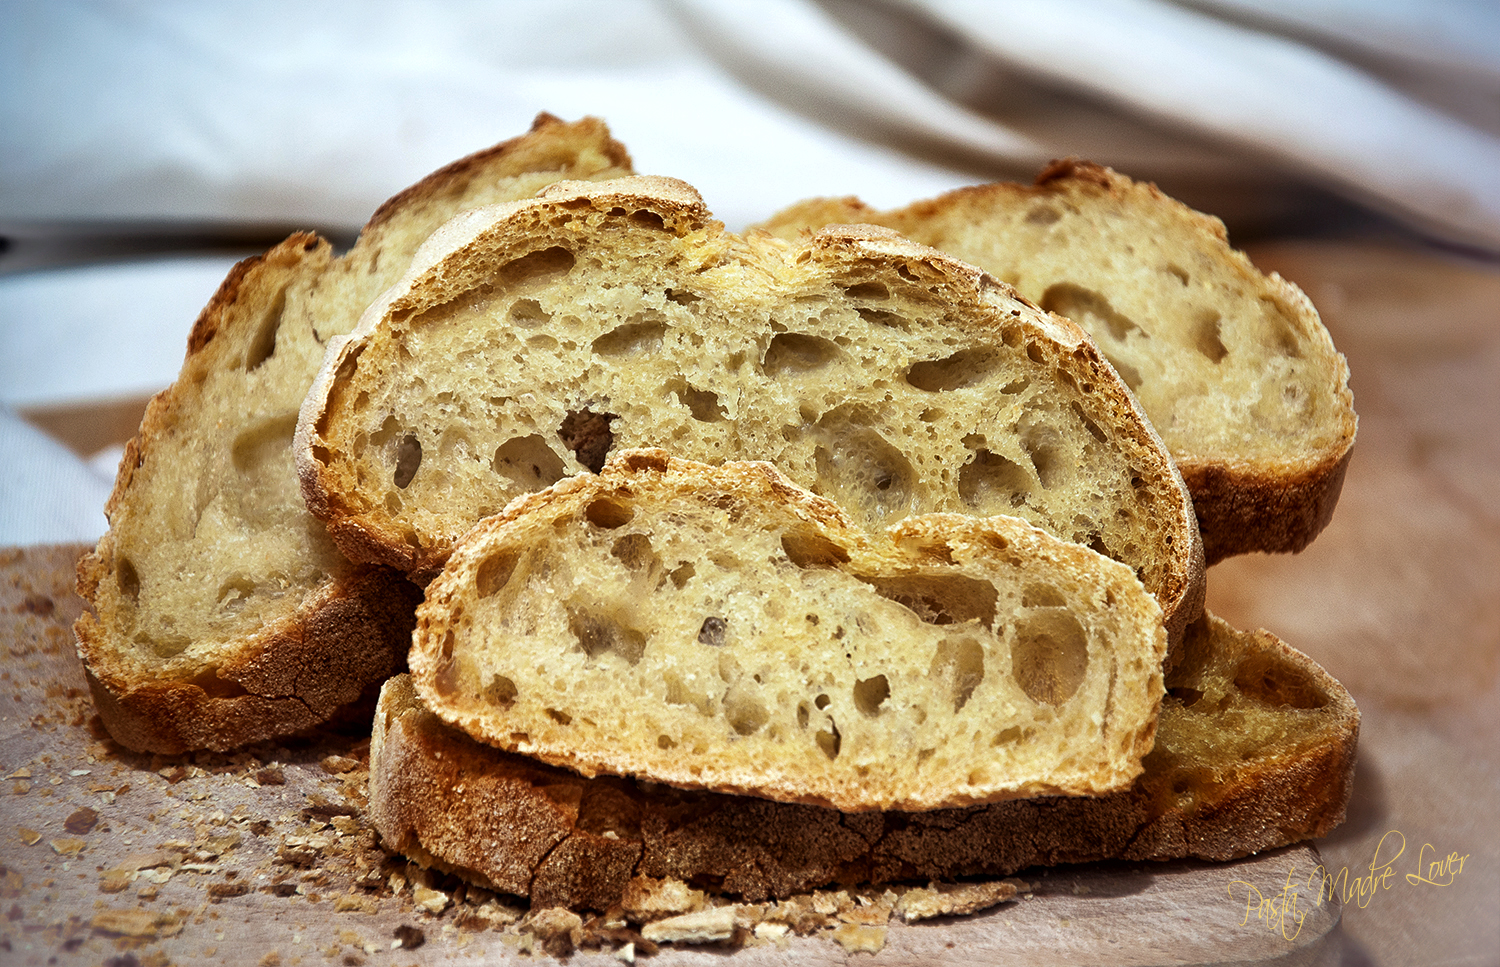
295;176;1205;644
74;115;635;753
758;160;1357;563
409;449;1168;811
371;610;1359;909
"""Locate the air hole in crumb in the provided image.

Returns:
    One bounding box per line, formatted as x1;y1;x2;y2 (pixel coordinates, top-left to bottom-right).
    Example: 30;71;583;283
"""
1022;584;1067;608
1071;402;1108;443
584;497;634;529
496;246;575;290
493;435;566;491
959;449;1031;511
593;319;667;356
853;675;890;716
812;416;916;523
815;723;841;759
245;286;287;371
567;607;646;664
485;675;518;708
433;657;460;699
762;332;842;378
117;557;141;602
781;530;851;568
931;636;986;712
559;408;617;473
796;703;810;728
861;574;999;628
546;708;572;725
669;563;696;588
476;551;520;598
1163;264;1190;285
814;693;831;710
993;726;1024;745
723;684;769;736
858;307;907;330
393;434;422;489
657;734;676;749
844;282;889;301
1012;613;1089;706
1193;311;1228;363
906;347;1001;392
1021;424;1069;489
611;533;656;570
630;209;667;231
666;378;726;421
1041;283;1142;343
508;298;550;327
697;616;728;647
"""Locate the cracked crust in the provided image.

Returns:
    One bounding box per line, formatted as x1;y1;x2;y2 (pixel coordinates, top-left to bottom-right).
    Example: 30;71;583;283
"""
369;611;1358;909
73;114;636;754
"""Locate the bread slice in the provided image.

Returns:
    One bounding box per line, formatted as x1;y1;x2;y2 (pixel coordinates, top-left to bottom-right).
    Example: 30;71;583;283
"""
757;160;1358;564
74;115;636;753
409;448;1168;812
295;176;1205;646
371;610;1358;909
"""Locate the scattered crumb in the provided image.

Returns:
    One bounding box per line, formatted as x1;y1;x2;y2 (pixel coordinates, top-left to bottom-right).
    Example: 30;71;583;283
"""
412;885;449;915
832;922;888;953
392;924;425;949
640;906;736;945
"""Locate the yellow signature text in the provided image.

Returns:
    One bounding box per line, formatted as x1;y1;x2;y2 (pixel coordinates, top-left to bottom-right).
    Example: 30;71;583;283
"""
1229;830;1472;940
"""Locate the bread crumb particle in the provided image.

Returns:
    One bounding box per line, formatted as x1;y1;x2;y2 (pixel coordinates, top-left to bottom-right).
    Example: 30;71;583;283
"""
831;922;887;953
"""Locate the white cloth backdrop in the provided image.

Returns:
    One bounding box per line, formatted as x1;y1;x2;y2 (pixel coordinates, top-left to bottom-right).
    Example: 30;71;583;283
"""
3;0;1497;543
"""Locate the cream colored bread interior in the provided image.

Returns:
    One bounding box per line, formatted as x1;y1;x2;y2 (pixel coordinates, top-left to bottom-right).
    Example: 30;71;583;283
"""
411;451;1167;812
758;168;1354;470
76;117;634;719
302;178;1201;636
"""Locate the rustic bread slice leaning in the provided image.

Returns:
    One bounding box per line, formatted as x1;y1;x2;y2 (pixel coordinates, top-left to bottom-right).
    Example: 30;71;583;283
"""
410;449;1168;812
74;115;635;753
758;160;1358;564
295;175;1205;645
371;610;1359;910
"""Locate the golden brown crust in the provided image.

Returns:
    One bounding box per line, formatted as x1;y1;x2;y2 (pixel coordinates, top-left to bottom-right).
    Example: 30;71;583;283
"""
1182;443;1354;565
76;559;420;754
369;611;1358;909
365;113;633;235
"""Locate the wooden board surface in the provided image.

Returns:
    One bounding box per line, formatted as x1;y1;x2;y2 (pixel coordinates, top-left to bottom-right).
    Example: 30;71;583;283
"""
0;544;1340;966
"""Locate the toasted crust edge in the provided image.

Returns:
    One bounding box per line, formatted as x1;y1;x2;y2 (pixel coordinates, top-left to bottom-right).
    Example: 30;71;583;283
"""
369;611;1358;909
75;557;420;755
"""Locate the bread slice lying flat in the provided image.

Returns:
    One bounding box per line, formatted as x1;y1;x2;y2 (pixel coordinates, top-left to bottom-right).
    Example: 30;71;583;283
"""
296;175;1205;644
409;449;1168;812
74;115;635;753
758;160;1358;564
371;610;1358;909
